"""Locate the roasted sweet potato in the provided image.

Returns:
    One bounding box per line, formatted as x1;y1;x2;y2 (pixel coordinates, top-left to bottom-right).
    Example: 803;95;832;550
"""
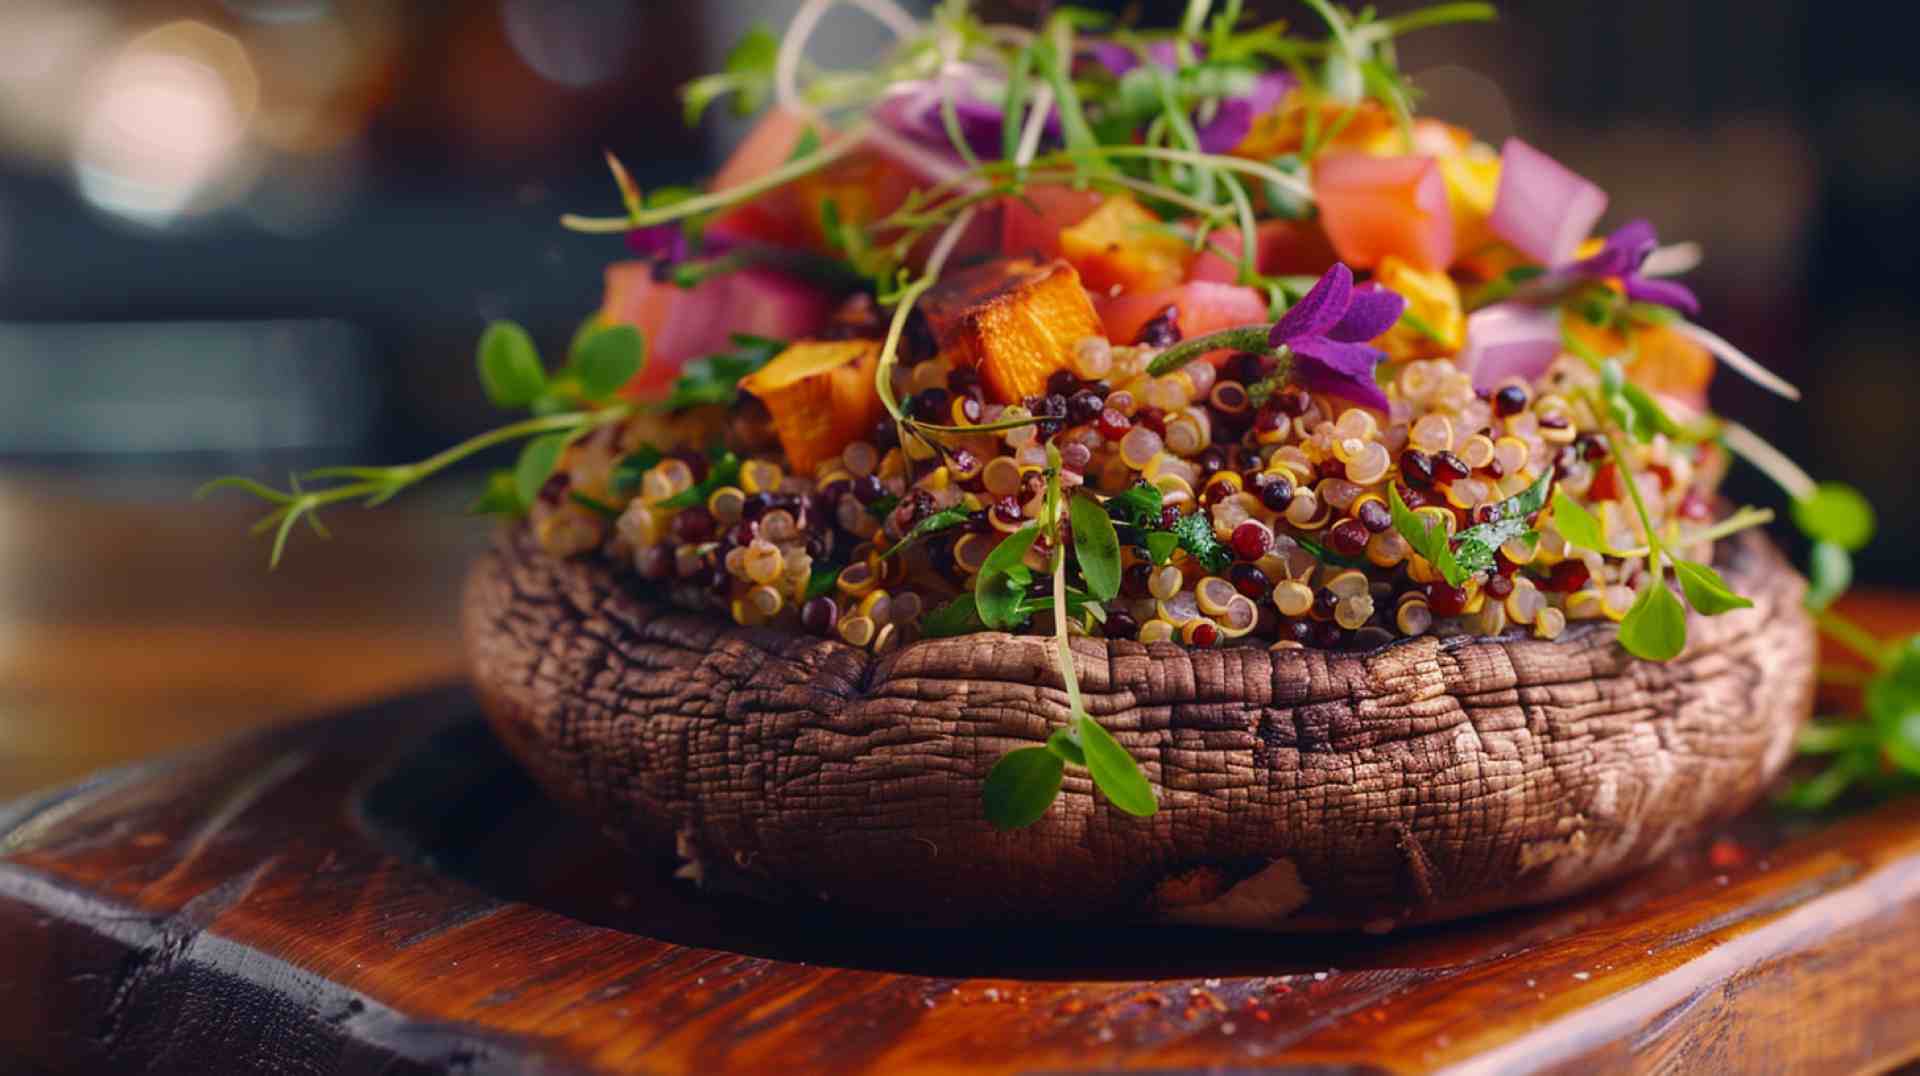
738;339;884;474
920;258;1106;403
1058;195;1190;295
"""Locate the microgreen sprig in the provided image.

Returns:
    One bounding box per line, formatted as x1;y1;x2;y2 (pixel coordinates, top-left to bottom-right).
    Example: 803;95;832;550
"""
203;320;643;566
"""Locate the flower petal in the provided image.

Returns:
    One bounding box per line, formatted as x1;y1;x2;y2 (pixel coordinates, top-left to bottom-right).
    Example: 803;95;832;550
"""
1289;334;1390;411
1194;71;1295;154
1270;263;1353;347
1328;282;1407;342
1087;41;1139;78
1572;218;1659;278
1622;275;1700;315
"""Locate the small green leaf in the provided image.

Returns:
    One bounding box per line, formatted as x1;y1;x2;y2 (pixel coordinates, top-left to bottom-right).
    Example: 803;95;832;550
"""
1448;468;1555;576
1045;727;1086;766
1107;481;1163;529
921;593;985;637
1776;751;1871;811
1069;493;1122;601
975;524;1042;630
1805;540;1852;611
659;451;740;510
883;507;970;559
1673;559;1754;615
1549;488;1608;554
611;444;664;497
788;124;821;163
571;324;644;400
1389;482;1466;586
1792;482;1875;552
1867;636;1920;776
477;321;546;408
982;746;1065;830
469;470;524;516
1617;577;1688;661
1619;382;1682;441
804;560;843;602
866;493;900;519
514;433;570;507
1146;530;1179;566
1075;715;1157;817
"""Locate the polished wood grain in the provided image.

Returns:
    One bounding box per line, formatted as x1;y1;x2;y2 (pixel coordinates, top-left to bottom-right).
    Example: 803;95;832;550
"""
4;477;1920;1074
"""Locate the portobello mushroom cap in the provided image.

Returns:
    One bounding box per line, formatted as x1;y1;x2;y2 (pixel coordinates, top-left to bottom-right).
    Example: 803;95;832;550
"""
463;526;1814;930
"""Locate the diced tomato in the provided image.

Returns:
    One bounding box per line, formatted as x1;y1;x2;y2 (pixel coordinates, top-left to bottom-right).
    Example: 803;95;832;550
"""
999;184;1104;261
1588;463;1622;502
1313;154;1456;271
601;263;832;399
1187;219;1339;283
1098;283;1270;350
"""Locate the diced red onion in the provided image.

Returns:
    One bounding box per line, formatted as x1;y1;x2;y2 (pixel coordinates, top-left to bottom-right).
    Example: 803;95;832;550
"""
1459;302;1564;391
1489;137;1608;267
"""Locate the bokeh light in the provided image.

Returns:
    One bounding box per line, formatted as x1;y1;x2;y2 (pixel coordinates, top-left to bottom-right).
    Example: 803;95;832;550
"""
71;21;260;228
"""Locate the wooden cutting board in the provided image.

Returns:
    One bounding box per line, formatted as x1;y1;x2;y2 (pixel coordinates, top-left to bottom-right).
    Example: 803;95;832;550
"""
4;684;1920;1075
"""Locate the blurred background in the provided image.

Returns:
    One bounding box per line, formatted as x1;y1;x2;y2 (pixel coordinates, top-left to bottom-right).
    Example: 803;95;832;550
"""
0;0;1914;795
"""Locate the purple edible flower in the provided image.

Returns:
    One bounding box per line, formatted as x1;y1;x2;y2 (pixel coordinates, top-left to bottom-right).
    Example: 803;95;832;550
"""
1195;70;1296;154
1562;219;1699;315
1269;263;1406;411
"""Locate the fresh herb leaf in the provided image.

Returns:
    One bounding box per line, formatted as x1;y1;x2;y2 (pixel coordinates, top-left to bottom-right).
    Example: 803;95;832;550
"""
1069;493;1122;600
659;451;740;510
788;124;821;162
883;506;970;558
662;334;786;412
1867;636;1920;776
1389;482;1467;586
571;324;643;401
1293;533;1368;570
1805;540;1852;612
921;593;985;637
1792;482;1876;553
1673;559;1754;615
1170;511;1230;572
1075;714;1157;817
513;433;570;507
477;321;546;409
975;523;1041;629
1549;487;1608;554
867;493;900;519
679;23;777;125
470;469;524;516
610;444;664;496
1448;469;1554;575
1618;381;1682;442
1107;481;1164;529
1045;726;1086;766
982;747;1065;830
805;560;843;602
1618;578;1688;661
1146;530;1179;565
569;490;623;520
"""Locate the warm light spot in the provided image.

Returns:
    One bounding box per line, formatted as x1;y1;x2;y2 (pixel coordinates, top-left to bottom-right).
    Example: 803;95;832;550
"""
72;21;260;227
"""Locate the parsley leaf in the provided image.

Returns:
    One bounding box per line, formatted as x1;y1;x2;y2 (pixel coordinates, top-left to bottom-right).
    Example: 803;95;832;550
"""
662;334;785;412
1170;511;1230;572
658;451;740;510
883;507;970;559
1448;469;1554;576
1389;482;1466;586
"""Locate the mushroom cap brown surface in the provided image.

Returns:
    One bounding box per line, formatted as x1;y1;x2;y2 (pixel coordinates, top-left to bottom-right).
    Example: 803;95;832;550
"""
463;527;1814;930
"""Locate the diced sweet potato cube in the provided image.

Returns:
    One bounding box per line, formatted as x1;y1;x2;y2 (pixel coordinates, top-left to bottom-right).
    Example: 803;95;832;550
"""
1626;324;1715;407
1058;195;1190;295
920;258;1106;403
1235;91;1399;160
1373;255;1464;362
738;339;883;474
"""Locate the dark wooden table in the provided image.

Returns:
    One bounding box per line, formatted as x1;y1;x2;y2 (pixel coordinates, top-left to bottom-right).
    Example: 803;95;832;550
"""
4;475;1919;1074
